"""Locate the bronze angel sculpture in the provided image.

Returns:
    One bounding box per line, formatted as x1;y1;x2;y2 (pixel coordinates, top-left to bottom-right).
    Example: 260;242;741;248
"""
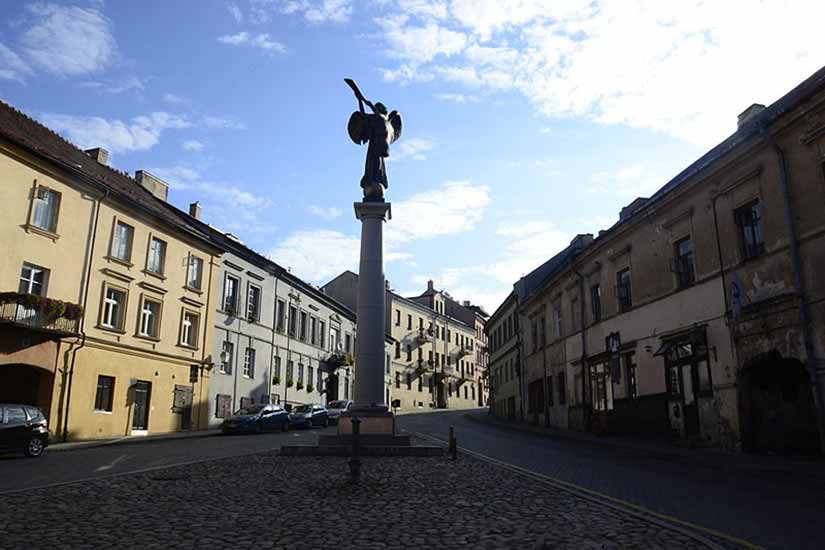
346;78;402;202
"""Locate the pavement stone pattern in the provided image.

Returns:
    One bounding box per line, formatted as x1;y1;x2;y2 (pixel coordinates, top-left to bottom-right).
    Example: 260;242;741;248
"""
0;450;732;550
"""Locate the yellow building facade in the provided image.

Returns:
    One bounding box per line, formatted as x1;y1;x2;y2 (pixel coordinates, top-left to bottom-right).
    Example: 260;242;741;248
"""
0;102;224;441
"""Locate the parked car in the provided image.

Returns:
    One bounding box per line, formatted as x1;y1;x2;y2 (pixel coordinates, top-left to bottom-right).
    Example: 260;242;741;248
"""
0;404;49;458
288;404;329;429
326;399;353;425
221;403;289;434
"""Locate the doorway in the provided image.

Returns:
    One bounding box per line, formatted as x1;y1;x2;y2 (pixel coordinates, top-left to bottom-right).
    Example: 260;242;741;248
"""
326;373;339;404
131;380;151;433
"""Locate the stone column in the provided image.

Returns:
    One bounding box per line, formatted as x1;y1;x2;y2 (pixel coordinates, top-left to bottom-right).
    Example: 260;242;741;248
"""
352;201;391;412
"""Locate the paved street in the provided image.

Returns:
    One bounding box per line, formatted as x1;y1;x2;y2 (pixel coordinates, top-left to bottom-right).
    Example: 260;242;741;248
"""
0;410;822;549
399;410;825;550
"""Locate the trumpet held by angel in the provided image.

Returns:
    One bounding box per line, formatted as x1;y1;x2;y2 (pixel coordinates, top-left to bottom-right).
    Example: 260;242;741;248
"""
346;78;403;202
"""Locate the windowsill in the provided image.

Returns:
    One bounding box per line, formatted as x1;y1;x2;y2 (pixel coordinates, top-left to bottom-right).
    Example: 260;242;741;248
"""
106;255;133;268
93;409;113;415
135;333;161;343
24;223;60;241
177;343;200;351
184;285;204;295
142;269;167;281
97;324;126;335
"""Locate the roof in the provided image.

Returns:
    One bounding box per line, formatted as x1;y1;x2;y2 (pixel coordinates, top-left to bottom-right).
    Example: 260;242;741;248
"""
0;100;222;251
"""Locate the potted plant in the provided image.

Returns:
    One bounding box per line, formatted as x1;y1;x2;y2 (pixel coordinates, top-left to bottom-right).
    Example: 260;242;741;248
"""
296;381;304;391
273;375;281;386
286;379;294;388
306;383;314;393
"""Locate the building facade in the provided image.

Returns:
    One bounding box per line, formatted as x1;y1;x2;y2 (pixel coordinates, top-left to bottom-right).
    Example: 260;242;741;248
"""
324;272;489;412
0;102;224;441
487;292;521;420
486;66;825;453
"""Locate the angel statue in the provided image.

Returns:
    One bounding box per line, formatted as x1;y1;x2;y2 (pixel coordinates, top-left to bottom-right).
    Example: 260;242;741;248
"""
345;78;402;202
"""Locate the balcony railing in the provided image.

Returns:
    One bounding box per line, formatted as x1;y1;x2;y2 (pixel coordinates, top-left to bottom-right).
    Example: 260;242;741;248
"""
415;327;432;345
0;292;83;336
323;351;354;371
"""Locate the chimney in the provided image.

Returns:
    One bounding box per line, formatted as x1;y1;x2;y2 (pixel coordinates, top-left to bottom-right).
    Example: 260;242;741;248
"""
570;233;594;250
737;103;766;129
85;147;109;166
427;280;434;291
619;197;649;221
463;300;471;307
134;170;169;202
189;201;202;220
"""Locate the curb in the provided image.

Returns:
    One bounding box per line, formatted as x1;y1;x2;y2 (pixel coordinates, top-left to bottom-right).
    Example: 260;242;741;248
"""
48;430;221;453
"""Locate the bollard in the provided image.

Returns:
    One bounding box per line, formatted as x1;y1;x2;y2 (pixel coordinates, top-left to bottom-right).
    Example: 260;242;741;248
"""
449;425;458;460
349;416;362;480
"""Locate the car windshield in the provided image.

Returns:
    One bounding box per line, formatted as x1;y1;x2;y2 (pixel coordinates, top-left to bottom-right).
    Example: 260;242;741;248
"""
235;405;265;416
328;400;348;409
292;405;312;413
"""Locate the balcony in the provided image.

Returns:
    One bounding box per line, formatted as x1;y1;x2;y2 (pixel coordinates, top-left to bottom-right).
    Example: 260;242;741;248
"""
454;344;471;360
415;327;432;345
0;292;83;336
323;351;354;371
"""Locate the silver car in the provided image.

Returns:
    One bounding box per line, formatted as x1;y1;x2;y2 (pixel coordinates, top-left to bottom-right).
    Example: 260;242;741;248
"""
326;399;353;425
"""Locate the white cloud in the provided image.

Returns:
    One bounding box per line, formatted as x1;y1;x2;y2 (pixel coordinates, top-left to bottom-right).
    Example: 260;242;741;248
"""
0;42;33;82
308;205;342;220
588;163;667;198
250;0;352;24
77;75;147;94
433;92;478;103
201;115;246;130
391;137;434;161
268;230;360;281
218;31;286;53
379;0;825;146
20;3;117;77
227;2;243;23
162;93;188;105
38;111;190;154
182;139;204;152
387;180;491;244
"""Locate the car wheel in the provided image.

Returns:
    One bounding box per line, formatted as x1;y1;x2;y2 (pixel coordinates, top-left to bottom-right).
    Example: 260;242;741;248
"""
24;436;45;458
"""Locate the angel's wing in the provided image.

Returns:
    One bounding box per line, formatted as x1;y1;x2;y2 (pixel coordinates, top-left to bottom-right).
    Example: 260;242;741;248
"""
388;110;403;144
348;111;368;145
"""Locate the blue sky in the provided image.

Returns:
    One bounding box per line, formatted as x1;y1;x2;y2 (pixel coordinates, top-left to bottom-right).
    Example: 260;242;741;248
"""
2;1;823;313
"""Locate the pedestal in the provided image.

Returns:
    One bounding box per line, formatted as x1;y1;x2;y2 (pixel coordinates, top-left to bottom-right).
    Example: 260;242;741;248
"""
351;201;391;417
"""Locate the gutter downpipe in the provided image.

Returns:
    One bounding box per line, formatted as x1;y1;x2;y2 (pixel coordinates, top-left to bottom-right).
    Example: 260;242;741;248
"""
574;267;589;433
762;126;825;454
63;187;108;442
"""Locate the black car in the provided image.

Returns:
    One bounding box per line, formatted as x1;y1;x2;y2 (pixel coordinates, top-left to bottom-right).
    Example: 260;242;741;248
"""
288;404;329;429
221;403;289;434
0;404;49;457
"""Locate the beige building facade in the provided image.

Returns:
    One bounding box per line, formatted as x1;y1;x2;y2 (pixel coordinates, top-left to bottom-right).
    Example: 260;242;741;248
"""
486;65;825;453
0;102;224;441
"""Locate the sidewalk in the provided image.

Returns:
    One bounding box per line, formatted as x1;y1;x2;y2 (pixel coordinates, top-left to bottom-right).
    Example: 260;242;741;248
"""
48;429;221;453
465;411;825;486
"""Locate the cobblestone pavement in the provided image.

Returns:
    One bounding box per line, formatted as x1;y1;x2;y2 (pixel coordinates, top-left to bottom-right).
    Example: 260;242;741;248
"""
0;446;732;550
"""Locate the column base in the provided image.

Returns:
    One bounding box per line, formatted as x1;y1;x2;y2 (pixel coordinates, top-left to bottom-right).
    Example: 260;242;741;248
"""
337;410;394;435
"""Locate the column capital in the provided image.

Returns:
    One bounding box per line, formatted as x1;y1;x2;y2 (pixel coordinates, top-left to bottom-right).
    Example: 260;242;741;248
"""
354;201;392;221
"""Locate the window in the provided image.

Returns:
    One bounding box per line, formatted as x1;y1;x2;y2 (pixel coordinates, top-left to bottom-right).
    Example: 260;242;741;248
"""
395;309;401;326
138;297;161;338
223;275;240;313
406;344;412;362
299;311;308;340
180;310;199;347
407;314;412;329
553;305;562;338
276;300;286;332
558;372;566;405
395;372;401;388
310;317;317;345
406;372;411;390
31;186;61;232
530;317;537;352
624;352;637;400
570;298;580;333
288;305;297;336
319;320;326;348
146;237;166;275
220;341;233;374
590;284;602;323
317;368;322;390
298;363;304;384
330;325;341;351
345;333;352;353
187;255;204;290
273;355;281;379
243;348;255;378
94;375;115;412
418;375;423;392
395;341;401;359
101;285;127;330
308;366;314;388
734;199;765;260
673;237;695;289
547;376;554;406
111;221;134;262
19;263;48;296
287;360;294;382
242;284;260;321
616;268;632;312
386;353;391;374
344;376;350;399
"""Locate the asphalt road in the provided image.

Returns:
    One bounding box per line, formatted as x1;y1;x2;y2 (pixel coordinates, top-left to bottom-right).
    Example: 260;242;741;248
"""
0;426;330;493
397;409;825;550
